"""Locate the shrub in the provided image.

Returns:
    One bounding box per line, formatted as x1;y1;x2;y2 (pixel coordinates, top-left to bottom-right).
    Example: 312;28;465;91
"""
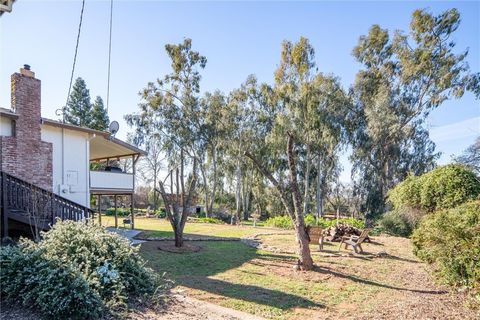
266;214;365;230
0;245;103;319
377;207;424;236
265;215;293;229
412;201;480;306
388;164;480;213
155;208;166;218
377;210;413;236
418;165;480;211
105;207;131;216
38;221;159;307
335;217;366;229
388;174;421;210
1;220;163;318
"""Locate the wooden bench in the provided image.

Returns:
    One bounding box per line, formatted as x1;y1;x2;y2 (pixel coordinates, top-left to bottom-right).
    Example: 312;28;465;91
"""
339;228;370;254
307;226;324;251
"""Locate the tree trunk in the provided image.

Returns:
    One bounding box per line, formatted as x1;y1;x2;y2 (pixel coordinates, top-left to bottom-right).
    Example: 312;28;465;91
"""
235;158;242;224
303;146;311;216
208;146;218;216
174;227;183;247
153;170;158;213
242;172;251;220
286;133;314;271
244;135;314;271
200;163;209;218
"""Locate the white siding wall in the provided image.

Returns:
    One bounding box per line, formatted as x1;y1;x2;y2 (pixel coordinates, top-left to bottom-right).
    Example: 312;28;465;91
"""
41;125;90;207
0;117;13;136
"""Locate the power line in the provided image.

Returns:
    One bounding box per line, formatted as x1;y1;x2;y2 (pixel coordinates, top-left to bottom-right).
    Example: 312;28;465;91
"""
106;0;114;114
64;0;86;122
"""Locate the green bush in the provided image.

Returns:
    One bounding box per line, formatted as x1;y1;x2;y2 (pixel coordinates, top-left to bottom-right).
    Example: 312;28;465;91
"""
376;206;425;236
412;201;480;306
1;220;163;318
0;245;103;319
265;215;293;229
418;165;480;211
105;207;131;216
377;210;413;236
155;208;166;218
266;214;365;230
388;164;480;213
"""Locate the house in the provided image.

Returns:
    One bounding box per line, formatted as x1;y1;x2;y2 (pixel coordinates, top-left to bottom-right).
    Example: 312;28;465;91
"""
0;65;145;237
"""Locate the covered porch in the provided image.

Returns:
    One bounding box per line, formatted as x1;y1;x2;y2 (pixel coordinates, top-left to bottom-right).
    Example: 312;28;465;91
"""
89;135;146;229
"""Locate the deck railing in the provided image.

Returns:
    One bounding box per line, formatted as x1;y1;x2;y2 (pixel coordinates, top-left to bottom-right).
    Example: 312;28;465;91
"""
1;170;94;237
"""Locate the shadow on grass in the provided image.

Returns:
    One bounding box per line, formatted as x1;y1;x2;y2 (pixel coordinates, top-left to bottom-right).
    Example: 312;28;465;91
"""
179;276;323;310
317;249;420;264
314;265;446;294
140;240;322;311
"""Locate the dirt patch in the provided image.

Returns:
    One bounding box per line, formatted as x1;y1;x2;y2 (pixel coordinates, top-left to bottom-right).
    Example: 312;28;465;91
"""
157;241;202;253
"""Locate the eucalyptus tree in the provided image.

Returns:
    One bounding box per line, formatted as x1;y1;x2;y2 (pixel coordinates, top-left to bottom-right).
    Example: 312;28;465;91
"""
244;38;349;270
198;91;227;217
126;39;206;247
348;9;480;218
223;76;261;223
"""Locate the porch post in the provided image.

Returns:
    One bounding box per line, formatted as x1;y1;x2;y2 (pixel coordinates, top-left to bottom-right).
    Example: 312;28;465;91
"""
131;154;138;230
97;194;102;226
131;193;134;230
114;195;118;228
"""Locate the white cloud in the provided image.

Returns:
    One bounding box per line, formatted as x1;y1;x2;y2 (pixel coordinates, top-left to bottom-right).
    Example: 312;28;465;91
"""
430;117;480;143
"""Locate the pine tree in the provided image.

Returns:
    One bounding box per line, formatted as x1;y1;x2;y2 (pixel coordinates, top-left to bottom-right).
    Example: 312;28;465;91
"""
64;77;92;127
90;96;110;131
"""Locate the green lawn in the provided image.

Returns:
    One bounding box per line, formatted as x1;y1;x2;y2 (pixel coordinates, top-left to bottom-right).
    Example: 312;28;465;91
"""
95;216;473;319
98;215;263;238
135;222;472;320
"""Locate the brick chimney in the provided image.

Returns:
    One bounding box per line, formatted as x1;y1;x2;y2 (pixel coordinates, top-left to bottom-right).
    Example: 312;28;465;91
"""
0;65;53;190
11;64;42;141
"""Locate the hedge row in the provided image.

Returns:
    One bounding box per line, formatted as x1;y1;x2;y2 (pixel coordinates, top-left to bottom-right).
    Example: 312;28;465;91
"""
265;214;365;230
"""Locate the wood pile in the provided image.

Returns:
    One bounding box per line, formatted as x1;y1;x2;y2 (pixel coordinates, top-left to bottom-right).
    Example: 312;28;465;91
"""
323;224;370;242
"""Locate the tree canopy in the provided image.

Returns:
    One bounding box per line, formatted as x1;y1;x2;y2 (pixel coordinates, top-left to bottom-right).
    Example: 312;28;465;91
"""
64;77;110;131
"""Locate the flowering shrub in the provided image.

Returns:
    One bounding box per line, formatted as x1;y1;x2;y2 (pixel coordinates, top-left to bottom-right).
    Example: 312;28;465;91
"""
1;220;165;318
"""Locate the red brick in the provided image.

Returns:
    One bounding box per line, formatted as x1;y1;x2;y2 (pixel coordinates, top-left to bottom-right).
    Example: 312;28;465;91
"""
1;70;52;191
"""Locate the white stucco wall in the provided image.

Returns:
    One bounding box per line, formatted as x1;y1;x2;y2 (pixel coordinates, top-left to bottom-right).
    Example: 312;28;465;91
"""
0;117;13;136
41;125;90;207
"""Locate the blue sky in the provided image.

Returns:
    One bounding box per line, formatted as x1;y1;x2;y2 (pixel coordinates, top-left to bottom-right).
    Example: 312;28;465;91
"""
1;0;479;182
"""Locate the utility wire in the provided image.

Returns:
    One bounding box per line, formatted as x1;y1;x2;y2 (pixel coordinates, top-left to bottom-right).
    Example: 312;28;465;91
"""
106;0;114;114
64;0;86;122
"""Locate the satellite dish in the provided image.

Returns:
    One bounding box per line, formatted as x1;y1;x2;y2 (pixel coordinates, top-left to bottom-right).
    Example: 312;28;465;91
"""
109;121;120;136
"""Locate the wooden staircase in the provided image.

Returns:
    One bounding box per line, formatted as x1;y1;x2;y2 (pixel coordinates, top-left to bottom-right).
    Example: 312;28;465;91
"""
0;170;94;238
